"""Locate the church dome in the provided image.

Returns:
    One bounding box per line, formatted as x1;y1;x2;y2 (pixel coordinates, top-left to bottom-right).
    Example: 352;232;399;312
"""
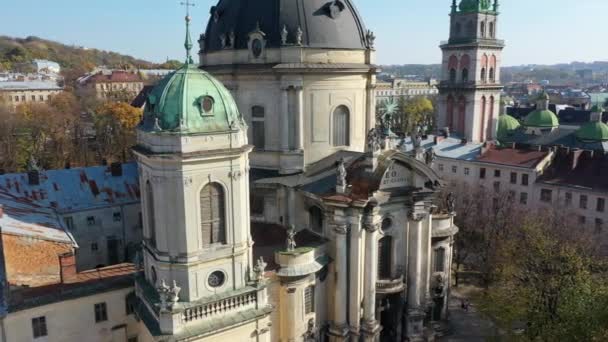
202;0;369;53
496;114;521;141
523;109;559;128
575;121;608;142
140;64;242;134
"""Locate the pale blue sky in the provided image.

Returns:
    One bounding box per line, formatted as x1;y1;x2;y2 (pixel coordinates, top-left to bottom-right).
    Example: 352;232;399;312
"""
1;0;606;66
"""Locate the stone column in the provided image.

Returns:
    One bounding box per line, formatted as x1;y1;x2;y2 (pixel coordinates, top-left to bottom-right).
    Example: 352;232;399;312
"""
294;86;304;151
365;83;377;135
280;87;290;152
406;212;426;341
287;187;296;227
329;221;349;342
285;287;298;341
348;212;364;336
361;216;381;341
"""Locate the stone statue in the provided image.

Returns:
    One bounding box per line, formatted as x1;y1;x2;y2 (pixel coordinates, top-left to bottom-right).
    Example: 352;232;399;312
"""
219;33;227;49
198;33;206;52
433;274;445;297
295;26;303;46
425;148;436;166
157;279;171;312
254;257;267;284
303;319;316;342
286;225;297;251
446;192;456;214
27;155;40;172
336;158;347;193
152;117;162;131
366;30;376;49
228;31;235;48
411;133;423;149
170;280;181;306
366;128;381;153
281;25;288;45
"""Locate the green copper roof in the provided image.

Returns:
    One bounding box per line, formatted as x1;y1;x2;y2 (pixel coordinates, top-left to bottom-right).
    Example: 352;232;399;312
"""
140;64;242;134
576;121;608;142
459;0;494;13
523;109;559;128
537;91;550;101
497;114;521;141
590;104;604;113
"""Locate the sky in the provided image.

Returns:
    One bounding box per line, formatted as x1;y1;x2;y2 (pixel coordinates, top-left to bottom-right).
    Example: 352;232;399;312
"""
1;0;607;66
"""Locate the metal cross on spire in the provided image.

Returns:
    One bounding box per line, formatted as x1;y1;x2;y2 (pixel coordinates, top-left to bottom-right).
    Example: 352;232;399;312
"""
180;0;195;17
180;1;196;64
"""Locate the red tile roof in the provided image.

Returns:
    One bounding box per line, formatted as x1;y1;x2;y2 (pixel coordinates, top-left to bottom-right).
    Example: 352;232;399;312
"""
477;146;550;169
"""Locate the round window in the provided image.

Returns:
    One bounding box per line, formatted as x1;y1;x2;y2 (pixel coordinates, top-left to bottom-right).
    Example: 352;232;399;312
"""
252;39;263;58
208;271;225;288
382;218;392;231
200;96;214;114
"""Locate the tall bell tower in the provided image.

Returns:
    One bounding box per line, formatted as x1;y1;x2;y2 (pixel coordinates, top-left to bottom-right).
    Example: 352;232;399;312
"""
437;0;504;142
133;14;271;340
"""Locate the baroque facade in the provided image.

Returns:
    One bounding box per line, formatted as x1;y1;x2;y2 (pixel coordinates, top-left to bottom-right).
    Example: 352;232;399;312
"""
0;1;458;342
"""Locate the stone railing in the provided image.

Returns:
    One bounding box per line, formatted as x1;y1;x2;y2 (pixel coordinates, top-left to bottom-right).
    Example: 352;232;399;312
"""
376;275;406;294
182;290;258;323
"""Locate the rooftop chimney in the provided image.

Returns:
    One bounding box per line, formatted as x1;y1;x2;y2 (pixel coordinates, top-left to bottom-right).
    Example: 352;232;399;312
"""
59;252;77;283
110;162;123;177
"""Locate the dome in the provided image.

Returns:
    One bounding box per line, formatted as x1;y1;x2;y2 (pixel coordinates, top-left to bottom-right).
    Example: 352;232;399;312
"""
523;109;559;128
202;0;369;53
459;0;492;13
576;121;608;142
139;64;242;134
497;114;521;141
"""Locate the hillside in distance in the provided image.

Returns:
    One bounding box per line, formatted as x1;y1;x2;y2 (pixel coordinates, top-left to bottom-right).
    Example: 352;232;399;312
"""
0;36;180;72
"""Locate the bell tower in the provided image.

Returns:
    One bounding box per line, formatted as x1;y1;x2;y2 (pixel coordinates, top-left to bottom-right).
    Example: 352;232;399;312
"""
437;0;504;142
133;13;271;340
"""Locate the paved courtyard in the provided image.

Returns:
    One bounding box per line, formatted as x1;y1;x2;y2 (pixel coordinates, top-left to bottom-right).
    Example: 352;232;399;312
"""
438;288;500;342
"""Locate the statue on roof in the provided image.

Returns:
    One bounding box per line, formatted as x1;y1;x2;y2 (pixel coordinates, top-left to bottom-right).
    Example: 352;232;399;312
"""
281;25;288;45
157;279;171;312
295;26;303;46
170;280;181;306
366;128;381;153
286;225;297;251
446;192;456;214
336;158;347;193
366;30;376;49
381;101;398;137
425;148;436;166
26;155;40;172
253;257;268;284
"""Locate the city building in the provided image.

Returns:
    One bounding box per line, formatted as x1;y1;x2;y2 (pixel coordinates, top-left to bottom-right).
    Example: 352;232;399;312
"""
77;70;144;101
0;80;63;108
33;59;61;75
376;78;439;105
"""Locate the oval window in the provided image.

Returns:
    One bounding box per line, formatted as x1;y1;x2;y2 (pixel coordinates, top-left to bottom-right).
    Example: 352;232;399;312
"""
208;271;225;288
252;39;263;58
200;96;214;115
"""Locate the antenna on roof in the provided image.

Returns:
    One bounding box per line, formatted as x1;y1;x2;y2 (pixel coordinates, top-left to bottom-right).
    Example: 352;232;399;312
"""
181;0;196;64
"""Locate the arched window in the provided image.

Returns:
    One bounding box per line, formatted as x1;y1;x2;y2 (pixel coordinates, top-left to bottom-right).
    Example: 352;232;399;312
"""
378;236;392;279
449;69;457;83
489;22;495;38
461;68;469;83
458;96;466;135
455;22;462;36
480;21;486;37
309;206;324;233
332;105;350;147
200;183;226;246
434;247;446;272
466;20;474;36
447;95;455;129
481;68;487;83
488;96;495;139
146;181;156;248
460;55;470;83
489;68;495;83
480;96;487;141
251;106;265;150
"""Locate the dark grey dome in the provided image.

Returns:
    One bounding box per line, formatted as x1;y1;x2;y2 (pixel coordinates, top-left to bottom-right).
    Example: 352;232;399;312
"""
202;0;369;53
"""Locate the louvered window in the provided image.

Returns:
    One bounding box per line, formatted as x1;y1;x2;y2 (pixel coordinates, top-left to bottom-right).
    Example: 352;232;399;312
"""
146;181;156;248
332;105;350;147
200;183;226;246
435;248;446;272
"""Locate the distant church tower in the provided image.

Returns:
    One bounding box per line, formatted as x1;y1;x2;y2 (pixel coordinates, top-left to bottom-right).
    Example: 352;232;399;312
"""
437;0;504;142
133;15;271;340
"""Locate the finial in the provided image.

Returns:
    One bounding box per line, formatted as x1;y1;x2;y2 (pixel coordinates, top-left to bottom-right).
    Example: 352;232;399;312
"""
181;1;196;63
493;0;499;12
451;0;457;13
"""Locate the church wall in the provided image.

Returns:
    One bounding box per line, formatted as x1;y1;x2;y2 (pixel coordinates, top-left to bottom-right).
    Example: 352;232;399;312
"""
201;48;368;67
1;287;138;342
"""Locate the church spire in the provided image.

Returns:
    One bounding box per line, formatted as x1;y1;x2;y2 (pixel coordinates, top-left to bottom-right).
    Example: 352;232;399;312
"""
181;1;196;64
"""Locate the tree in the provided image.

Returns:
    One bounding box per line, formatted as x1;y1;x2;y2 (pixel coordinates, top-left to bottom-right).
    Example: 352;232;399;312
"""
93;102;142;163
398;97;434;134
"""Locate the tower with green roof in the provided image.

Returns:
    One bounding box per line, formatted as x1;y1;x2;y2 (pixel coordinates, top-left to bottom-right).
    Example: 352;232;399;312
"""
133;13;271;339
522;91;559;135
576;104;608;142
437;0;504;143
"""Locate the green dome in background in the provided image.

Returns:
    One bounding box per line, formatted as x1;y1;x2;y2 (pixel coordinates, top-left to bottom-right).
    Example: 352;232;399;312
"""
140;64;242;134
576;121;608;142
497;114;521;141
523;109;559;128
